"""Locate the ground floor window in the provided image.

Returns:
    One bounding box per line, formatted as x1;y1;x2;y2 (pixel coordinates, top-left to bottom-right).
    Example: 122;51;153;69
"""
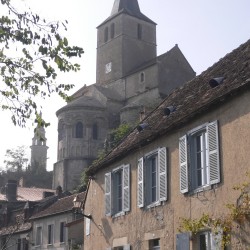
149;239;160;250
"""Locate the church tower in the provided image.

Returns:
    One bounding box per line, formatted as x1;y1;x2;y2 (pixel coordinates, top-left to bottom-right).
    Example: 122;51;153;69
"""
96;0;157;85
30;123;48;171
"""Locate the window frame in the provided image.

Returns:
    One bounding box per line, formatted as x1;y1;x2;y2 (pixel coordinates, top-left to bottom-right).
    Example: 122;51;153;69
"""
137;147;167;208
75;121;84;138
59;221;66;243
92;123;98;140
104;27;109;42
105;164;130;217
35;226;42;246
47;224;54;245
179;120;220;194
110;23;115;39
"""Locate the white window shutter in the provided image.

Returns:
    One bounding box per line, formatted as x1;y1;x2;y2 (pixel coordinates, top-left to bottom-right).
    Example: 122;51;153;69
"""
158;147;167;201
212;228;223;250
207;121;220;185
123;164;130;212
105;172;112;216
179;135;189;193
137;157;144;208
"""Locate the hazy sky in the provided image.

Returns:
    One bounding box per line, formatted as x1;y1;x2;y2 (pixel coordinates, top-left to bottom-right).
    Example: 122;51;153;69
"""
0;0;249;171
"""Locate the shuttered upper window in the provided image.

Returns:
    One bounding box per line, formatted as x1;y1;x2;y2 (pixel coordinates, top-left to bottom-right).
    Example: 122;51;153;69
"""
105;164;130;216
179;120;220;194
137;147;167;208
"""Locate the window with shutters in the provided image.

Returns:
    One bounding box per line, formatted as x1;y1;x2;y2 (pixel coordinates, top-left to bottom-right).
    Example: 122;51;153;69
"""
193;230;222;250
179;121;220;194
137;147;167;208
105;164;130;216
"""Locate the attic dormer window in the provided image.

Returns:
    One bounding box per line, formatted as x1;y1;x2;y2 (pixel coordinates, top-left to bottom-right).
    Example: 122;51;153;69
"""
137;23;142;40
104;27;109;42
110;23;115;39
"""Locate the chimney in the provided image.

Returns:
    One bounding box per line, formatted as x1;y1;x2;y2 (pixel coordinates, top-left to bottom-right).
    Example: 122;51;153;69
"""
56;186;63;198
6;180;18;201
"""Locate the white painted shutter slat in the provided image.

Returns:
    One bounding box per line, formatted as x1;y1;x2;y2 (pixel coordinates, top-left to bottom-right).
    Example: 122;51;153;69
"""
123;164;130;212
105;172;111;216
158;147;167;201
179;135;189;193
137;157;144;208
207;121;220;185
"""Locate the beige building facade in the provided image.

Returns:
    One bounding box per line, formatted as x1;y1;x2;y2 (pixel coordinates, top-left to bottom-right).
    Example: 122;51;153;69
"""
83;40;250;249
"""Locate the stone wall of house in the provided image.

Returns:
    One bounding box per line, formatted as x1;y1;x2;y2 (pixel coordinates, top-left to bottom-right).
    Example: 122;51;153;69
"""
83;91;250;249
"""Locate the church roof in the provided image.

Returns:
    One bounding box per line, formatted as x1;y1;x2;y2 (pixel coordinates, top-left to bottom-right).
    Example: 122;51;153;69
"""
94;85;123;102
56;95;105;115
98;0;156;27
87;39;250;175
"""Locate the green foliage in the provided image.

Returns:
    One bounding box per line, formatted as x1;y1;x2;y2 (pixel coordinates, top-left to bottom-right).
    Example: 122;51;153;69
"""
178;172;250;248
0;0;84;127
109;123;132;148
0;166;53;189
3;146;28;172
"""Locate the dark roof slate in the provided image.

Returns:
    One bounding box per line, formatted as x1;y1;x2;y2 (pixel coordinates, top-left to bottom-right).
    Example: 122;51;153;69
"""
87;39;250;175
30;192;85;219
0;222;31;236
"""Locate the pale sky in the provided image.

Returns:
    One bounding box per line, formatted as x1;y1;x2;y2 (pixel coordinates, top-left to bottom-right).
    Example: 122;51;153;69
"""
0;0;249;171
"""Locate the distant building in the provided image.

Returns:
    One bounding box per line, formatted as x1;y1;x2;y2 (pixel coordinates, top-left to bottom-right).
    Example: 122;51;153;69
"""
0;180;56;250
53;0;196;191
30;120;48;171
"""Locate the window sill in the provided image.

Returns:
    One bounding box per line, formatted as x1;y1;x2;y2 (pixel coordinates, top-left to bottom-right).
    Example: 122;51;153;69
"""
191;185;212;195
112;211;125;218
146;200;161;209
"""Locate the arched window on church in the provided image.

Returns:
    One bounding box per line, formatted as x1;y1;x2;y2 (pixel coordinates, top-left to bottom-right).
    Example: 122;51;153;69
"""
110;23;115;39
93;123;98;140
104;27;109;42
75;122;83;138
137;23;142;40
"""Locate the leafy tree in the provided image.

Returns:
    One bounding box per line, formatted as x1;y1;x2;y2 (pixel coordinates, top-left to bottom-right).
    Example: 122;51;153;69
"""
3;146;28;172
0;0;84;127
108;123;132;149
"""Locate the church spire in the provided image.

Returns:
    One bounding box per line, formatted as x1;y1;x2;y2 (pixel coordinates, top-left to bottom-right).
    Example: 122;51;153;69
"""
111;0;140;16
109;0;155;24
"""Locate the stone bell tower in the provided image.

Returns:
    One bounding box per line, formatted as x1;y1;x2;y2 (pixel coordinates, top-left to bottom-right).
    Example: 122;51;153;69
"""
96;0;157;85
30;121;48;171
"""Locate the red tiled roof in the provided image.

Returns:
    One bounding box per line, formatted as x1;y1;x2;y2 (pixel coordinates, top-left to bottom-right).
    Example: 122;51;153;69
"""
30;192;85;219
0;222;32;236
0;187;55;202
87;39;250;175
